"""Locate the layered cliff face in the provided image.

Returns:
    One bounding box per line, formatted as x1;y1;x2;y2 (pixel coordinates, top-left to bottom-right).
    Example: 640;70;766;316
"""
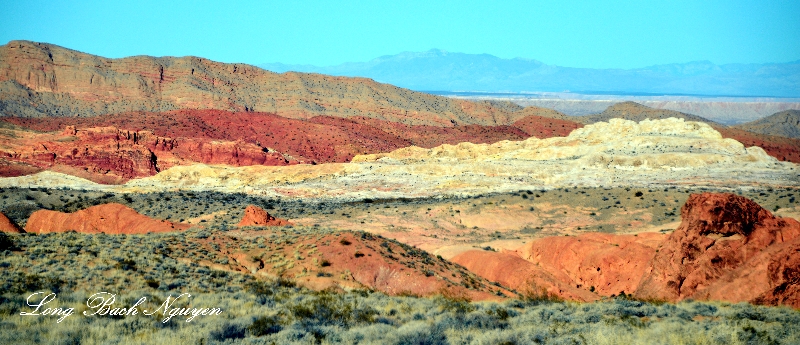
0;123;297;183
453;193;800;307
635;193;800;305
0;40;532;126
25;203;190;234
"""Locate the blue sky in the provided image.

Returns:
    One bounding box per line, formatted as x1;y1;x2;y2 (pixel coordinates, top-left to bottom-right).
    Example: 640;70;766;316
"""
1;0;798;69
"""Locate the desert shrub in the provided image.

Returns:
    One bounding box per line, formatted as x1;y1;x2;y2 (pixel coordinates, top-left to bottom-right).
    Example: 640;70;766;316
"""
210;321;247;341
287;292;377;328
0;233;16;251
249;315;283;336
434;293;475;314
389;321;448;345
2;272;65;293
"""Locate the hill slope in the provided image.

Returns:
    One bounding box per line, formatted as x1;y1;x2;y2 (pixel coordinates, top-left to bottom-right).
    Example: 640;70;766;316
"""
733;110;800;138
0;40;529;126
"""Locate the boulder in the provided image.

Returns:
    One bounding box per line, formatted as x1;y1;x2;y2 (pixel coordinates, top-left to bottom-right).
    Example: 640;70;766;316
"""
237;205;291;227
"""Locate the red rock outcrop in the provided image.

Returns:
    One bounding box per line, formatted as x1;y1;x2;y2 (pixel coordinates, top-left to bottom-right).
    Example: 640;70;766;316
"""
454;232;665;300
635;193;800;307
25;203;190;234
0;212;23;233
455;193;800;307
237;205;291;227
3;110;532;166
518;232;666;297
0;123;299;183
451;249;598;301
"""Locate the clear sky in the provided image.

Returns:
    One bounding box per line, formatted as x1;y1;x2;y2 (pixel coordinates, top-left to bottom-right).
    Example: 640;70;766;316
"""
1;0;798;69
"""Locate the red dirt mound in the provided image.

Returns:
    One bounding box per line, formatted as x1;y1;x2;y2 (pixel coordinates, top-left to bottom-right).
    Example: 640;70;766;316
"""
454;232;665;300
635;193;800;307
237;205;291;227
0;212;23;233
25;203;191;234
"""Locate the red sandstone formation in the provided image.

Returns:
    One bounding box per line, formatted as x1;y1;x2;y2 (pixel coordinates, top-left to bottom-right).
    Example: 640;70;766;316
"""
25;203;190;234
0;212;23;233
3;110;531;166
518;232;666;297
455;193;800;307
0;109;539;182
237;205;291;227
451;249;598;301
635;193;800;307
0;123;298;183
453;232;665;300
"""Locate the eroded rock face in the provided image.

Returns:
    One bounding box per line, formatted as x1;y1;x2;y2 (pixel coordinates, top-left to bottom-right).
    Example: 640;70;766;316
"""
518;232;665;297
0;212;23;233
451;249;598;302
25;203;190;234
0;124;296;183
635;193;800;306
454;232;665;301
237;205;291;227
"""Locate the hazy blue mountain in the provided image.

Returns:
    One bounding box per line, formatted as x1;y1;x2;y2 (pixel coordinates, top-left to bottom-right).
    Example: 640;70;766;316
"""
259;50;800;97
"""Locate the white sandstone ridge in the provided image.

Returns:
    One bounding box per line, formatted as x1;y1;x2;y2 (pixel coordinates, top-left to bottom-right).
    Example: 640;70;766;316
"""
1;118;796;201
353;118;770;168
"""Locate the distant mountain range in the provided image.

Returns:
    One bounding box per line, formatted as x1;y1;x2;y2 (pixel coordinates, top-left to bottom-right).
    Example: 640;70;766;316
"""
260;49;800;98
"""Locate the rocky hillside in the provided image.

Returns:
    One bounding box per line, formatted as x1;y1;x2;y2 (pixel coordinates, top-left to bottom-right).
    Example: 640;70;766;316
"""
733;110;800;139
0;40;532;126
0;110;540;183
576;101;717;125
3;118;795;201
